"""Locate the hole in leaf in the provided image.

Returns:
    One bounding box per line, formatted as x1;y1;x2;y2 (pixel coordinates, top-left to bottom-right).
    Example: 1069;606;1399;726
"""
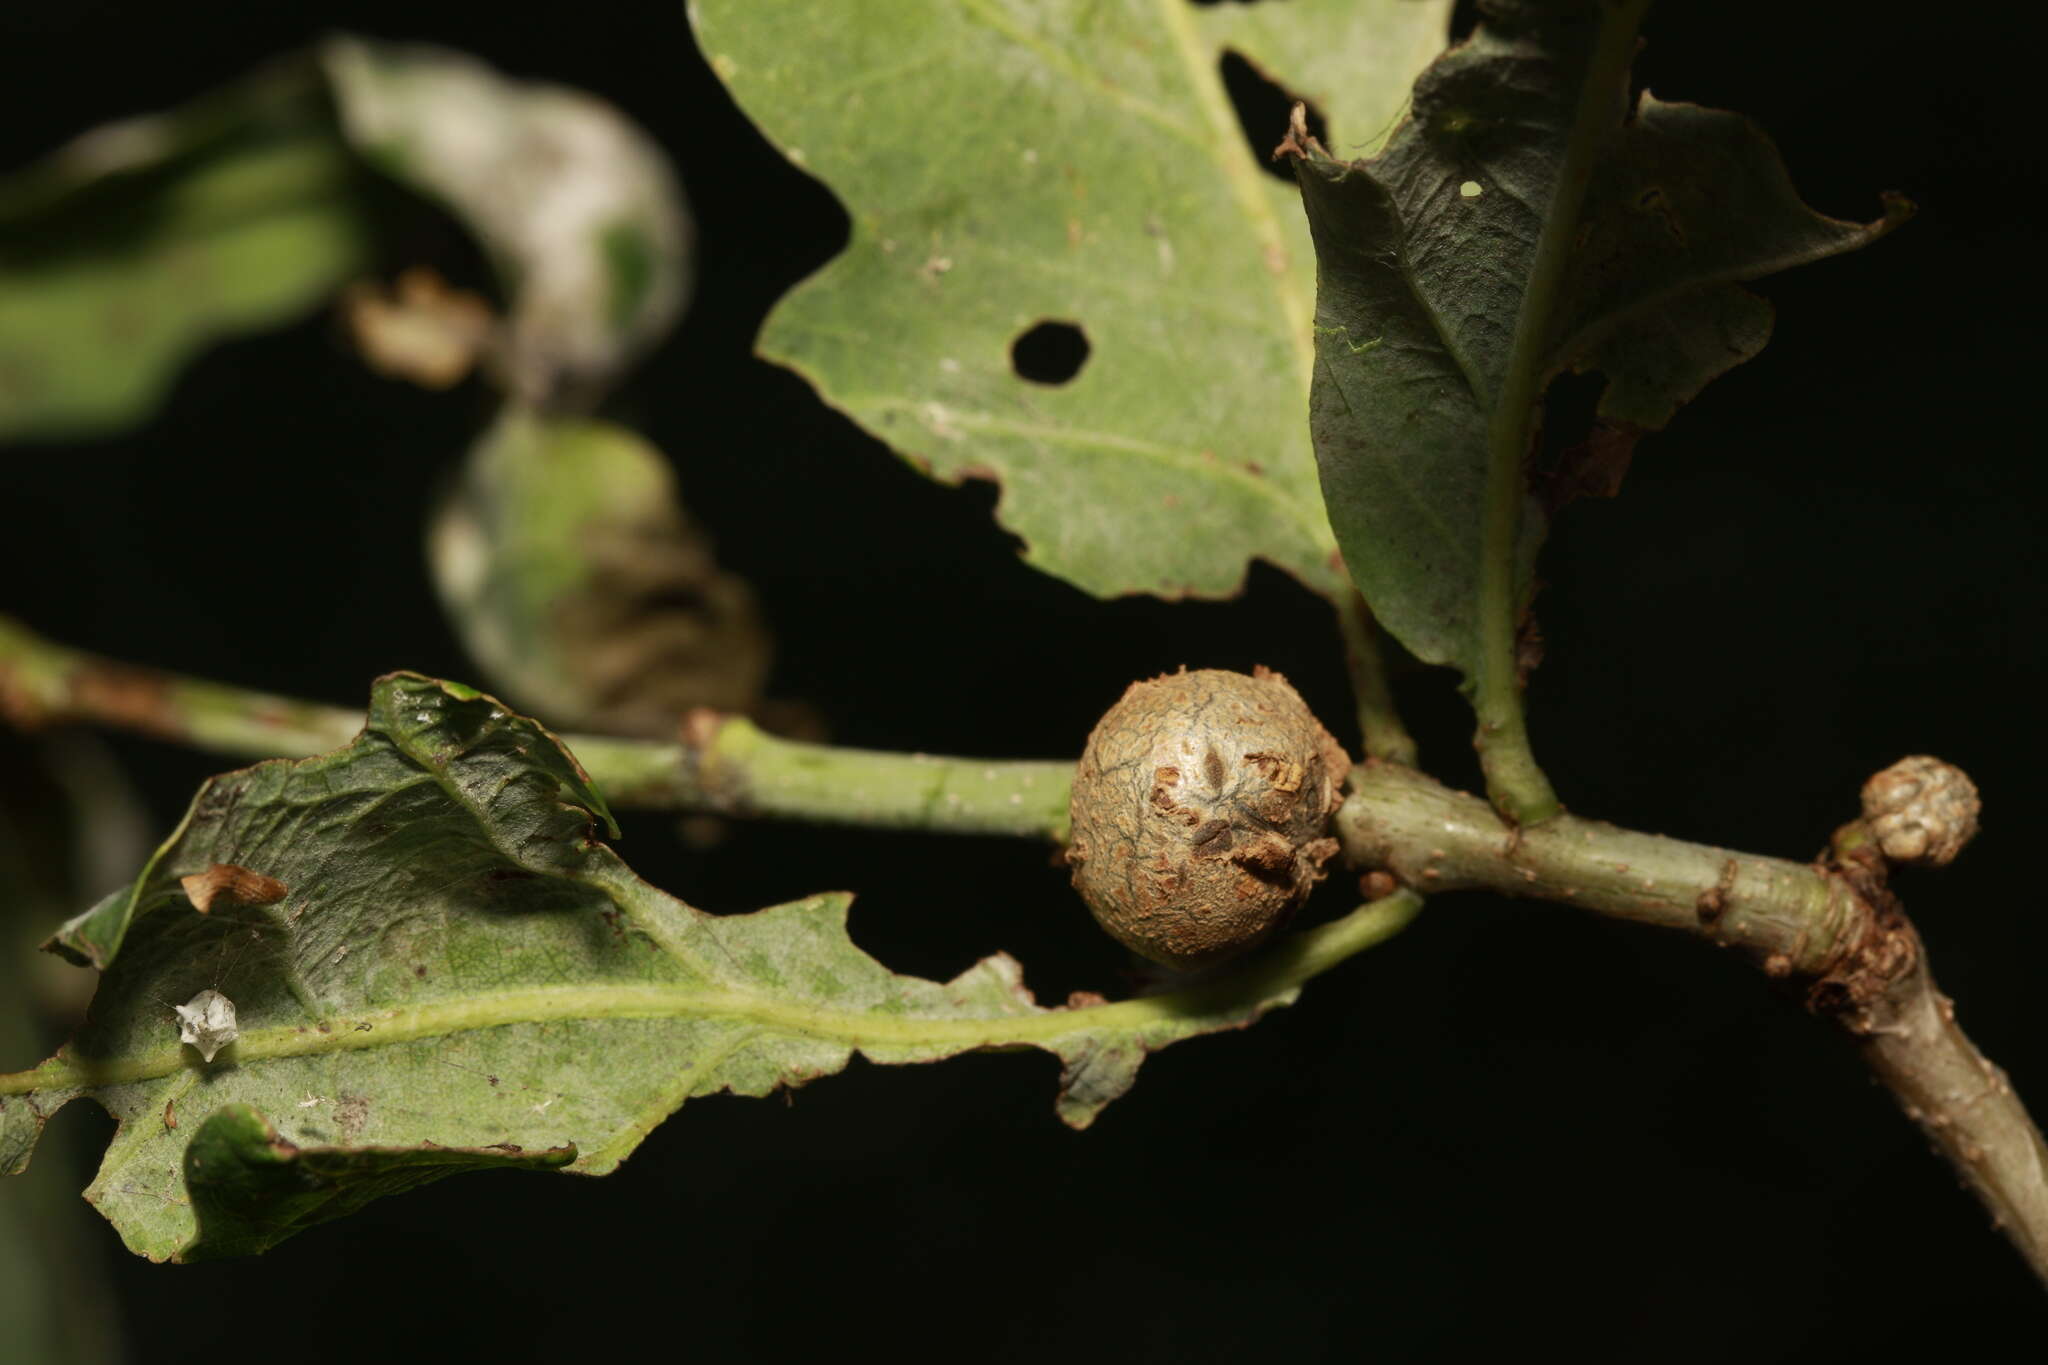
1218;50;1326;182
1010;321;1090;385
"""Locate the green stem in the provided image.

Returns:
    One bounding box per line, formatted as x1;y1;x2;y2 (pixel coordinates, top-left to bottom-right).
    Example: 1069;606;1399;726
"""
1334;591;1418;767
1472;0;1651;825
0;617;362;759
1337;760;2048;1287
0;616;1071;841
596;717;1073;841
1338;761;1851;971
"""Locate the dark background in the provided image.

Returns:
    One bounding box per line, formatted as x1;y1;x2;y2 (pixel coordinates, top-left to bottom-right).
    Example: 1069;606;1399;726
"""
3;0;2044;1357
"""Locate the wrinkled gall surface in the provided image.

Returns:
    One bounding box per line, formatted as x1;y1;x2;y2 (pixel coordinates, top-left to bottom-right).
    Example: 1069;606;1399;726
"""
1861;755;1982;868
1067;668;1348;968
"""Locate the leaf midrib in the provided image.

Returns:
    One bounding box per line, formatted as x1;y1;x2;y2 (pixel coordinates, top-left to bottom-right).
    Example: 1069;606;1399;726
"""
10;981;1239;1094
3;895;1421;1099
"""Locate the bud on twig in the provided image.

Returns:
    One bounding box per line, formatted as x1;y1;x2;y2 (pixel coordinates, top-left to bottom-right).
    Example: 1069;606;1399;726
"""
1860;755;1981;867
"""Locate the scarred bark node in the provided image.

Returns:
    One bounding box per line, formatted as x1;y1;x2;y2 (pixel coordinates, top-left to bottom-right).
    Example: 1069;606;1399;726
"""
1066;668;1348;968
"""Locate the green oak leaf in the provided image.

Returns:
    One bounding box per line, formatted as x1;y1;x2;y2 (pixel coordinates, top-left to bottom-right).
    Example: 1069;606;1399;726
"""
1291;4;1906;681
0;64;369;441
427;412;770;737
0;674;1413;1260
39;672;618;972
688;0;1452;602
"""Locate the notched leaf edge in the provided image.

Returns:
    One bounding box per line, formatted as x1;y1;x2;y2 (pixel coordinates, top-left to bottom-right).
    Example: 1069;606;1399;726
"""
1;675;1400;1260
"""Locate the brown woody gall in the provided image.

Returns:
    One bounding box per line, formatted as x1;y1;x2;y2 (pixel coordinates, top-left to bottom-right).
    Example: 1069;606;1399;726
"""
1065;667;1348;968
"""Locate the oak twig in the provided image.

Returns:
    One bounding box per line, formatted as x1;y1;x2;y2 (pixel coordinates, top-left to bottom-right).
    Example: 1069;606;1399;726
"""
7;615;2044;1283
0;616;1071;840
1338;760;2048;1287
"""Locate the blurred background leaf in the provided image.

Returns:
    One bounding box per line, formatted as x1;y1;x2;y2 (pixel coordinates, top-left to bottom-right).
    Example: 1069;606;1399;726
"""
0;33;694;441
427;413;770;736
321;33;692;407
0;30;755;744
0;58;367;441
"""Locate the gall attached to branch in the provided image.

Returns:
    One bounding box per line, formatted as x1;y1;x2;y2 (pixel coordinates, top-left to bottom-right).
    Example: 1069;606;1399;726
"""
1065;667;1350;968
1861;755;1981;867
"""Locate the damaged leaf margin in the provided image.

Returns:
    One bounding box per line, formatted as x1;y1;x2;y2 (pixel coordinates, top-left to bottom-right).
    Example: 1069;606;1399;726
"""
688;0;1454;605
425;412;772;738
1;674;1416;1261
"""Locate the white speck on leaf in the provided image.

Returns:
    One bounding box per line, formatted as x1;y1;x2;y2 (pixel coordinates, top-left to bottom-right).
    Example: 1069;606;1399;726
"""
297;1095;322;1108
174;990;239;1063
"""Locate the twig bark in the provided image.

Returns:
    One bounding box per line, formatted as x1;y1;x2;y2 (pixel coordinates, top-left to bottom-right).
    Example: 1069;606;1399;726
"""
1338;760;2048;1288
591;713;1072;839
0;616;1071;839
1857;931;2048;1276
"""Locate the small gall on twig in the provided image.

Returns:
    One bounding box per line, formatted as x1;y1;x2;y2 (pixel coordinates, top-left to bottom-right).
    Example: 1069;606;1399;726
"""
174;989;239;1063
1861;755;1981;867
